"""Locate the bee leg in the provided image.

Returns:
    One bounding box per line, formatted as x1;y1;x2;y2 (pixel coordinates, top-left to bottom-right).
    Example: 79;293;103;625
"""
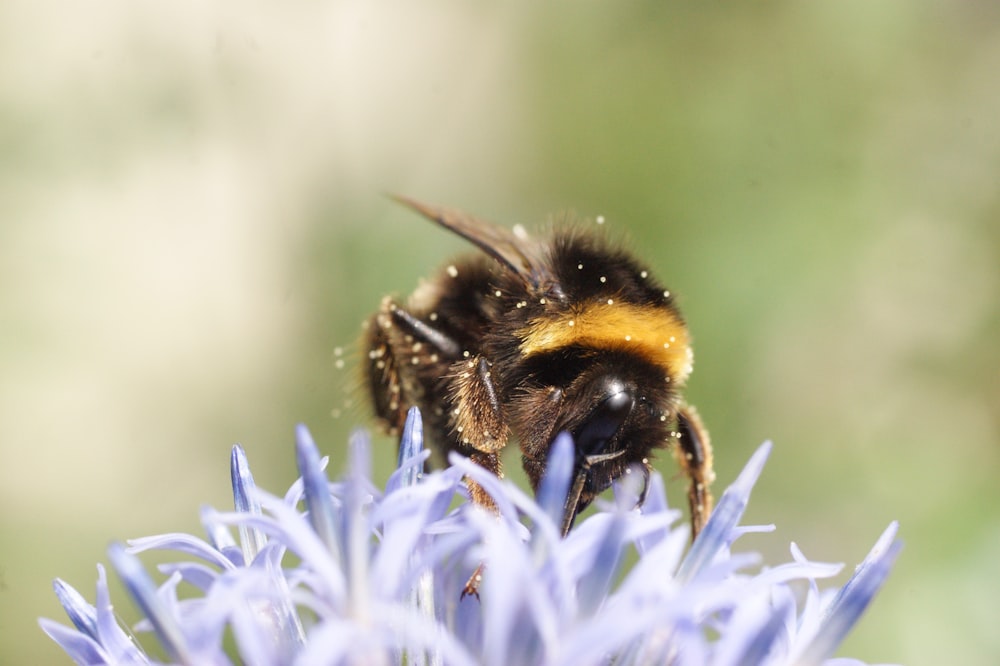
674;404;715;540
450;354;509;519
363;297;463;436
451;356;510;453
460;451;502;600
450;356;510;600
635;461;652;509
462;564;485;600
385;300;462;358
363;299;410;436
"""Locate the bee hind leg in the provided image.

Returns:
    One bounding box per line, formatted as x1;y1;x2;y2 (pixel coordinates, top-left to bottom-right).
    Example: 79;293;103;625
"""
363;299;410;436
674;404;715;540
363;296;465;436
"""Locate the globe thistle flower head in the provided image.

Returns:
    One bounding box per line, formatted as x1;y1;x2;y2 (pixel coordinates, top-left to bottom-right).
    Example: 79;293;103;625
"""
40;407;901;665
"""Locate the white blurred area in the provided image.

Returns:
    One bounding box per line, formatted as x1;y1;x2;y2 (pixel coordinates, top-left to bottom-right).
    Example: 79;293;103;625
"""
1;4;531;662
1;2;528;505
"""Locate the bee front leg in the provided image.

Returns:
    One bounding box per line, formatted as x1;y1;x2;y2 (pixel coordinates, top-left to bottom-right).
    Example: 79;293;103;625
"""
450;354;511;517
449;354;511;599
461;448;501;600
451;355;510;455
674;404;715;540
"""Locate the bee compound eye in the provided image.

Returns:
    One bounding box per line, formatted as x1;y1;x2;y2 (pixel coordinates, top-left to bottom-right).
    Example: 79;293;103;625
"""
574;380;634;457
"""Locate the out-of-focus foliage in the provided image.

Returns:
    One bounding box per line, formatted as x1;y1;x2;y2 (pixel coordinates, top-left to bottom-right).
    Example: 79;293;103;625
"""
2;2;997;664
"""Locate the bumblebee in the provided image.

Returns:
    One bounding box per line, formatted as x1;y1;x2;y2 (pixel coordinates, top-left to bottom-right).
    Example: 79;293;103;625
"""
363;197;714;542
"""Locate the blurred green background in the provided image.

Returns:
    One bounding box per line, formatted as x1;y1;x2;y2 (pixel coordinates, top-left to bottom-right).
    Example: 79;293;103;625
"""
2;1;998;663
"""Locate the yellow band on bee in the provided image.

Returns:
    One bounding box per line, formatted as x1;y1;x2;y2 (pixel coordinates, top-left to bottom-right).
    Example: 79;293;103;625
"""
517;301;693;383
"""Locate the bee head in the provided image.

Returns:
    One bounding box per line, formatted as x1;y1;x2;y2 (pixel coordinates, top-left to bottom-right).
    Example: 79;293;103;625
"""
513;350;679;531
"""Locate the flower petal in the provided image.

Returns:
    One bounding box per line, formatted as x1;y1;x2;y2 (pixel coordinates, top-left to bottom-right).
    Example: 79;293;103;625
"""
796;522;902;665
108;542;193;663
231;444;268;565
295;423;343;567
677;441;772;582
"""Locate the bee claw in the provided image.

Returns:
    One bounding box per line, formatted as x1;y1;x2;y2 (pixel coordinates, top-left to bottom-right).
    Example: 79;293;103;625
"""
461;563;485;601
635;462;652;510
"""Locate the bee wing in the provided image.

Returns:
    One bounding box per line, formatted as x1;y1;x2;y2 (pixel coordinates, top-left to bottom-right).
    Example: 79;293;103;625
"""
391;195;549;287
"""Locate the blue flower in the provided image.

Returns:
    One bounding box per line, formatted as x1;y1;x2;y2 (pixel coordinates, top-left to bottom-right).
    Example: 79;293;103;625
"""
40;408;901;665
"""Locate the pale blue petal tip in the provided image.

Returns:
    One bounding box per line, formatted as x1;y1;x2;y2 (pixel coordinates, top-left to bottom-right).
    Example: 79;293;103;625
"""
230;444;257;514
294;423;340;556
678;440;772;581
798;523;903;664
536;431;574;526
52;578;98;639
107;542;190;663
399;406;424;466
